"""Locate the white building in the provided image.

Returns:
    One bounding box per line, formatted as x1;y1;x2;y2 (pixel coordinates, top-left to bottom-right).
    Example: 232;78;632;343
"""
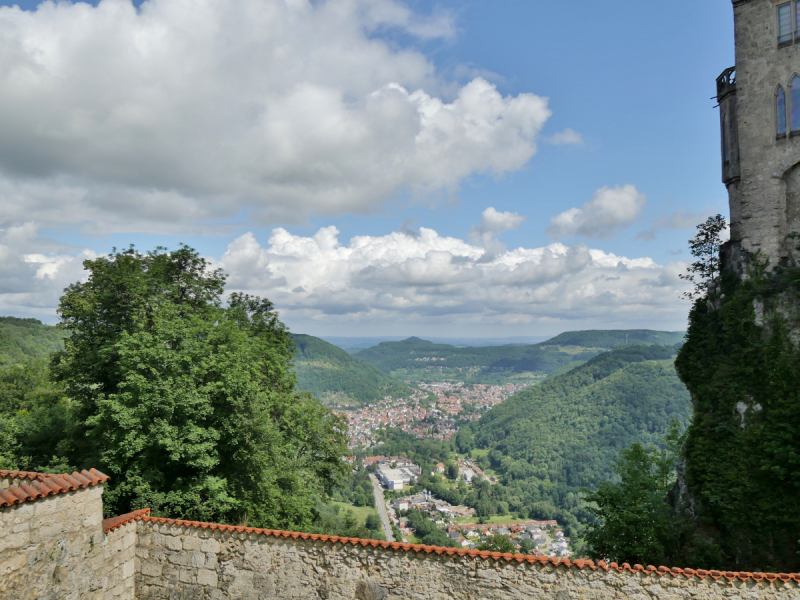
376;464;418;490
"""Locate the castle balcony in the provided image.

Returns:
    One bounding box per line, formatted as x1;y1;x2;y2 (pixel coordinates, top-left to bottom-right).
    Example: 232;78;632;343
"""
716;66;736;102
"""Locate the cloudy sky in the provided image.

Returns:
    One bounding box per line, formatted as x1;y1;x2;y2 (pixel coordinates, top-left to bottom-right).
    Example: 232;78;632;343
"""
0;0;733;338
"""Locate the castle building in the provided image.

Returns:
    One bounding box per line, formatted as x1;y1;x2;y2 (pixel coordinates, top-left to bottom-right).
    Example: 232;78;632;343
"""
719;0;800;266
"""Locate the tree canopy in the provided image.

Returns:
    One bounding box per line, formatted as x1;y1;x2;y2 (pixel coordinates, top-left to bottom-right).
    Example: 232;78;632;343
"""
44;245;347;529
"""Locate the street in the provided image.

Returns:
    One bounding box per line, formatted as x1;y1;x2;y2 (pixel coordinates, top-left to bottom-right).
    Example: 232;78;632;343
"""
369;474;394;542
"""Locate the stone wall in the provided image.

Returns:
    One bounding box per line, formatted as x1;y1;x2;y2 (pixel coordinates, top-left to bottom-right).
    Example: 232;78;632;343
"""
2;478;799;599
104;519;138;599
0;483;109;600
134;518;800;600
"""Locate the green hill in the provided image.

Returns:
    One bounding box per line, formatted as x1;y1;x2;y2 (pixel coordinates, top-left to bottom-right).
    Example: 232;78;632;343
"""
353;336;598;380
0;317;66;366
541;329;685;348
375;344;691;541
291;334;413;406
351;330;683;384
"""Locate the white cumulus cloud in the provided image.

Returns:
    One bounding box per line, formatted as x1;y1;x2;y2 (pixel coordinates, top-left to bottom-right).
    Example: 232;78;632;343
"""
210;221;691;335
547;128;583;146
468;207;527;253
0;218;691;334
0;223;96;320
546;184;647;240
0;0;552;233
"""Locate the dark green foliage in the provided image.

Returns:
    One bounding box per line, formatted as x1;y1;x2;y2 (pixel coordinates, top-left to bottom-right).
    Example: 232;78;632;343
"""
48;245;348;529
0;359;75;472
0;317;66;366
291;334;412;405
675;256;800;571
405;508;459;547
313;503;384;541
470;345;690;538
583;442;680;566
364;514;382;531
478;534;517;554
445;461;459;481
538;330;685;349
332;467;375;508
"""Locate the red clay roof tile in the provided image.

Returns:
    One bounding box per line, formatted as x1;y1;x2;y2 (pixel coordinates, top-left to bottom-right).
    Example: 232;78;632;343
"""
0;469;109;508
102;508;151;533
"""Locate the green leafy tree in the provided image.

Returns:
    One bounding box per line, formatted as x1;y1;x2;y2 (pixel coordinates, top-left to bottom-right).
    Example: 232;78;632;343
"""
679;214;728;299
519;538;535;555
50;245;348;529
364;514;382;532
478;534;517;554
583;441;679;566
446;461;459;480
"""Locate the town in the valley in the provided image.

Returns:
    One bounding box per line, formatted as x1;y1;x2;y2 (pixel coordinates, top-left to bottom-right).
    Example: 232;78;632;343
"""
354;455;572;559
334;381;532;448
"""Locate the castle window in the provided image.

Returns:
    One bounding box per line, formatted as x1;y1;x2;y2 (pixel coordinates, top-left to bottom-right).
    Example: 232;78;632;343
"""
796;1;800;36
791;76;800;131
779;3;793;44
778;87;787;135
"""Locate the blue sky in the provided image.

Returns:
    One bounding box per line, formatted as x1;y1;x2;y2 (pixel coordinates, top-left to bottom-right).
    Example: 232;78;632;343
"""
0;0;734;337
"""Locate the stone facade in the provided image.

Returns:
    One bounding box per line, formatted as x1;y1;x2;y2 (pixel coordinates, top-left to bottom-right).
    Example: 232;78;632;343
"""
721;0;800;265
0;482;134;600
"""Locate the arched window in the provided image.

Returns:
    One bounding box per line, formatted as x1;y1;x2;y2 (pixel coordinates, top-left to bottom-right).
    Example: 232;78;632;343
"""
778;86;787;135
791;75;800;131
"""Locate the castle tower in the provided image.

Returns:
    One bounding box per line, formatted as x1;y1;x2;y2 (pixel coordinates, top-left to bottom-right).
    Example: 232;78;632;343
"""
721;0;800;266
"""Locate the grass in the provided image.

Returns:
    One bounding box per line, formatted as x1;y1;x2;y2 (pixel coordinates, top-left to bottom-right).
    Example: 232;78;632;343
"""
328;501;380;526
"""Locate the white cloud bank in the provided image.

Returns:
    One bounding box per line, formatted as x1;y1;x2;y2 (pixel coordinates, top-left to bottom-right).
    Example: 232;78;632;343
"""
547;184;647;240
0;223;96;320
0;0;551;233
213;221;690;334
0;219;690;334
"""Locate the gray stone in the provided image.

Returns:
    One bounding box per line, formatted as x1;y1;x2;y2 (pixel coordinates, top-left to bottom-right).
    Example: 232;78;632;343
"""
355;581;388;600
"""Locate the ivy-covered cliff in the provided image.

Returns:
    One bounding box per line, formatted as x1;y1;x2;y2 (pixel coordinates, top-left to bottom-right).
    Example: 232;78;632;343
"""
675;258;800;572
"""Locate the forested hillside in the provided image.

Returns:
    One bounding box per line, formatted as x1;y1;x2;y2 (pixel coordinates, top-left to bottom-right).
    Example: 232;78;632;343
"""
354;336;599;383
375;344;691;542
291;334;412;406
0;317;65;365
353;330;684;384
541;329;684;348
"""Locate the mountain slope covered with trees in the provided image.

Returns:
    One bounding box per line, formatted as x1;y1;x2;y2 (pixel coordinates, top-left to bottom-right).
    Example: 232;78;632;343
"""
353;331;684;384
0;316;66;365
291;334;413;405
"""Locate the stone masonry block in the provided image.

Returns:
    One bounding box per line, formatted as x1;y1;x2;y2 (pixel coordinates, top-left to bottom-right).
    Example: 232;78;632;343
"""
122;559;135;579
190;551;205;568
182;535;201;551
197;568;218;587
165;536;182;551
200;538;220;553
179;567;197;584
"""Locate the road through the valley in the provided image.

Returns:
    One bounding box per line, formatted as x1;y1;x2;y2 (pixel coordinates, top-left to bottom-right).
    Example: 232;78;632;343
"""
369;474;394;542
